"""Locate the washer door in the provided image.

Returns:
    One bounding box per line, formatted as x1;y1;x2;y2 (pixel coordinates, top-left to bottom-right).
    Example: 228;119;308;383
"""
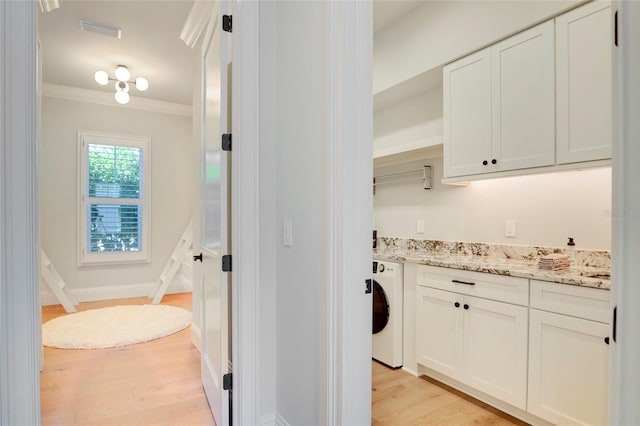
372;280;390;334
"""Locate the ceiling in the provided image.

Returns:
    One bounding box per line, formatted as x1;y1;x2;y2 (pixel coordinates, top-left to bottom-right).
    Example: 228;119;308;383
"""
39;0;195;105
38;0;418;106
373;0;423;33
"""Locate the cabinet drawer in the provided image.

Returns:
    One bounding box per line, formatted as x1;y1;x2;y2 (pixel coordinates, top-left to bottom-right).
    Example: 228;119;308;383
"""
530;280;611;323
416;265;529;306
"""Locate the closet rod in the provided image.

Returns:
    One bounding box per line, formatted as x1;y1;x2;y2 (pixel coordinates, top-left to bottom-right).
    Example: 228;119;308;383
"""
373;168;424;179
373;177;424;186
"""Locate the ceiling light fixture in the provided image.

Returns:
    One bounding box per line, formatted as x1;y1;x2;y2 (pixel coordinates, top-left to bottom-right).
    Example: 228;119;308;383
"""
94;65;149;105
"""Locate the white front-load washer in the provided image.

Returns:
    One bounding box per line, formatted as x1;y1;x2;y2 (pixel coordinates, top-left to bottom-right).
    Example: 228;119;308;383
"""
372;259;403;368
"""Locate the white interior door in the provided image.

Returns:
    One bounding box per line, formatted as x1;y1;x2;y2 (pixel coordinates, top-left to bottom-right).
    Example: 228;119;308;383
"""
199;4;230;425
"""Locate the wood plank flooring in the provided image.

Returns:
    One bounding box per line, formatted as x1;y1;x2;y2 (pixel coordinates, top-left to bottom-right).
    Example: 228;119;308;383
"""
41;293;215;426
44;295;526;425
372;361;529;425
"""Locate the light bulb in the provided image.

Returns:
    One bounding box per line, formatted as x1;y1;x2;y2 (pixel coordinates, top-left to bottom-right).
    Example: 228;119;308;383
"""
115;65;130;82
94;70;109;86
115;91;130;105
135;77;148;91
115;81;129;93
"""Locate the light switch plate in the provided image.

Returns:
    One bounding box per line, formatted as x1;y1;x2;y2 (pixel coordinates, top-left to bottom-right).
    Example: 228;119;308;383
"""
283;219;293;246
505;219;517;238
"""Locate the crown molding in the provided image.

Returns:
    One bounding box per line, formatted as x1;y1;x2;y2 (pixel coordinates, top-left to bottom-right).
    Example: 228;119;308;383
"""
180;0;214;48
42;83;192;117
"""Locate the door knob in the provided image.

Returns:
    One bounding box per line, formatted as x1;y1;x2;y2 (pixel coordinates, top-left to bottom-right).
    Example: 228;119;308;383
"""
193;253;203;262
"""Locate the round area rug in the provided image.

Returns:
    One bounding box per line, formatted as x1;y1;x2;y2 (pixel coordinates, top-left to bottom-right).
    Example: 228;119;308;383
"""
42;305;192;349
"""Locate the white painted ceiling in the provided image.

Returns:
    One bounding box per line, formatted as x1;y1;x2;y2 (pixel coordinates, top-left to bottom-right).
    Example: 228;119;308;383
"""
38;0;418;106
373;0;423;33
39;0;195;105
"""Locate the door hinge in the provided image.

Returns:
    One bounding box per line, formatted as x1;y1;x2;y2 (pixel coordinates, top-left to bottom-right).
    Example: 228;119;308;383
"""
614;10;618;47
223;373;232;390
223;15;232;33
613;306;617;343
222;254;232;272
365;279;372;294
222;133;232;151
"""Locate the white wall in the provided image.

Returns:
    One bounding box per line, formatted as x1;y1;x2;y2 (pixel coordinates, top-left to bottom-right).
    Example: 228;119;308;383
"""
274;1;326;423
374;158;612;250
40;96;193;298
374;0;582;93
374;87;442;157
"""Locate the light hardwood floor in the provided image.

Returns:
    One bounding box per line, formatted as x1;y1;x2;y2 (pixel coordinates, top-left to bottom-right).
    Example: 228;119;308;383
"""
41;293;215;426
372;361;529;425
43;295;525;425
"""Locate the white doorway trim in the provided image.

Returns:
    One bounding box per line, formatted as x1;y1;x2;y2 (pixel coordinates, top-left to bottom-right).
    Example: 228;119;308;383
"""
610;1;640;424
325;1;373;424
0;1;40;424
232;0;260;423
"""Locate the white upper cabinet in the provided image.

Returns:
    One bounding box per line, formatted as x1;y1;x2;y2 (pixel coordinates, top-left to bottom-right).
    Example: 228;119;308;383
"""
443;49;491;177
556;1;613;164
444;21;555;178
443;4;614;181
491;21;555;172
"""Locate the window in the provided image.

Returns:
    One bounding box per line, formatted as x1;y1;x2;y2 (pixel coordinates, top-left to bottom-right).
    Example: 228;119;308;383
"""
78;131;151;265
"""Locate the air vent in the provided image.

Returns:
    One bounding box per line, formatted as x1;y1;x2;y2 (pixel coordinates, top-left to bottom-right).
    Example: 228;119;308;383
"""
79;20;122;39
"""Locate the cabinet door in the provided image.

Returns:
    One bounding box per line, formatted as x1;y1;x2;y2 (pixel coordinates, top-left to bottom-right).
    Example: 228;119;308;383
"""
443;48;492;178
528;309;609;426
556;1;612;164
462;296;528;409
491;21;555;172
416;286;463;380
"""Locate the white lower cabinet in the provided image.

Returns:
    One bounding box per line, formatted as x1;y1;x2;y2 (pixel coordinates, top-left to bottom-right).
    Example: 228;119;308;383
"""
528;295;610;425
416;285;528;409
416;270;611;425
416;287;463;380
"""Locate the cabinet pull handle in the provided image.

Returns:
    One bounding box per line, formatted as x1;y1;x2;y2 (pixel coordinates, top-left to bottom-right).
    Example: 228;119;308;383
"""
454;302;460;308
604;337;610;345
464;304;469;310
452;279;475;286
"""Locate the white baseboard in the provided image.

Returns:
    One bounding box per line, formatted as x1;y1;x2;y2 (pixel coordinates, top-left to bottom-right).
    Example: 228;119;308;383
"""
274;412;290;426
190;323;202;353
40;281;193;306
258;411;290;426
402;366;418;377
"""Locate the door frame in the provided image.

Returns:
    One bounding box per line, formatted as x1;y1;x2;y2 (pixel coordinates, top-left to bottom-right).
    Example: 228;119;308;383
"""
609;1;640;424
0;1;41;424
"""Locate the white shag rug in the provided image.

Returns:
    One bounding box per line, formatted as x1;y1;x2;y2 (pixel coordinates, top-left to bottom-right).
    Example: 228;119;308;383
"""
42;305;192;349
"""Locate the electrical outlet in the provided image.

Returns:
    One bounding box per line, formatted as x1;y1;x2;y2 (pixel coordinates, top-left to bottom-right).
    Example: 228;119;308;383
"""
417;219;425;234
505;219;517;238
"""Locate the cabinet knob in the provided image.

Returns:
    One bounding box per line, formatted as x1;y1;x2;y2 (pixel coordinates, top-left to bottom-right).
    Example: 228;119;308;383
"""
463;304;469;310
193;253;203;262
482;160;488;166
604;337;610;345
454;302;460;308
491;159;497;165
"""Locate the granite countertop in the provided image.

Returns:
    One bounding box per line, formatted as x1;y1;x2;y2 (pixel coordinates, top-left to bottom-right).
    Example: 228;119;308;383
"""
373;239;611;290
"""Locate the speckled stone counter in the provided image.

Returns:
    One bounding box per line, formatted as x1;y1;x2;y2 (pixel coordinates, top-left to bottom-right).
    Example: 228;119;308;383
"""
373;237;611;290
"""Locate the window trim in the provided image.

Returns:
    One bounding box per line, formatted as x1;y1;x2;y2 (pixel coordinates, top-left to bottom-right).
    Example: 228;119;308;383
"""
77;130;151;266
